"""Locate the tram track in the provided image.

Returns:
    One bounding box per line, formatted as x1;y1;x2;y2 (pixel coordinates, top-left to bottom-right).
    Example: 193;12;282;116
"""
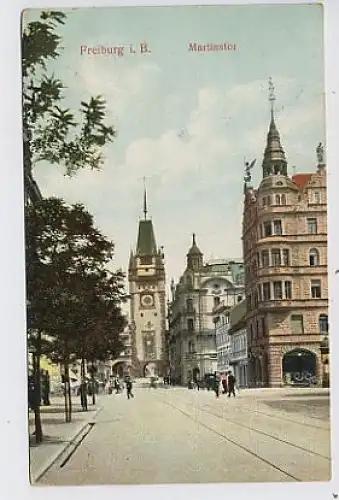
201;403;330;459
159;395;331;482
213;401;329;431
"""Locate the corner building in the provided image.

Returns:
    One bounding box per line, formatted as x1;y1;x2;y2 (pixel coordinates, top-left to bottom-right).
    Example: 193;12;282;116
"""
168;235;244;385
128;198;167;378
242;109;329;388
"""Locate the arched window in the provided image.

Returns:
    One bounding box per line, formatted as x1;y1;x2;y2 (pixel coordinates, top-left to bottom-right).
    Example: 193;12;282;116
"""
319;314;328;334
309;248;319;266
275;194;281;205
281;194;287;205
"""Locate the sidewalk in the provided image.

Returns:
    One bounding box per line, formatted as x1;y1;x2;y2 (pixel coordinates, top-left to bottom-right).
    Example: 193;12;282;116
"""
29;395;102;483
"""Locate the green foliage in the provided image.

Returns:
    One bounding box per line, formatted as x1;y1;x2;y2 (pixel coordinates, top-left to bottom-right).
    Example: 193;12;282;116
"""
22;10;116;176
26;197;127;364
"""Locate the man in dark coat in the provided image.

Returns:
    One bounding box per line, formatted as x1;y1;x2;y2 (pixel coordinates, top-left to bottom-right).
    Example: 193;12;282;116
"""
227;371;236;397
126;378;134;399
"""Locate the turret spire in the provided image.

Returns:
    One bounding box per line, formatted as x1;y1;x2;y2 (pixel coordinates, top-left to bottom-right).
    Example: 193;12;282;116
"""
262;78;288;178
143;177;147;220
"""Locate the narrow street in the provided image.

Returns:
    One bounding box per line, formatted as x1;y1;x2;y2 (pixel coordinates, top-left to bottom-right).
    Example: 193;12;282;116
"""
37;387;331;485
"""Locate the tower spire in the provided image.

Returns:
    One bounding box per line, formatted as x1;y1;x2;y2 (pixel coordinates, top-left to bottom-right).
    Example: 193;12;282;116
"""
143;177;147;220
262;78;287;178
268;76;276;123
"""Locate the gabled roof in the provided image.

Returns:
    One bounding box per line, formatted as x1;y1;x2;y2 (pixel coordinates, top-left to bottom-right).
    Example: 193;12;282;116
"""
136;219;157;255
292;173;313;189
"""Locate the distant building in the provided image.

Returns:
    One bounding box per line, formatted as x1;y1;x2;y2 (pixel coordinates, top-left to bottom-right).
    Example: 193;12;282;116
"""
214;304;231;374
168;234;244;385
242;89;329;387
228;299;248;387
128;190;167;378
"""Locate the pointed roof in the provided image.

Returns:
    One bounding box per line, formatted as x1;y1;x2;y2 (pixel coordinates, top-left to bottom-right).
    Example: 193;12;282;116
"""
187;233;202;256
136;219;157;256
262;79;288;178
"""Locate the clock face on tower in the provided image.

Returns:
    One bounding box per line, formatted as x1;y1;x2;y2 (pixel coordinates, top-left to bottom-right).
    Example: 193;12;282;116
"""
141;294;154;308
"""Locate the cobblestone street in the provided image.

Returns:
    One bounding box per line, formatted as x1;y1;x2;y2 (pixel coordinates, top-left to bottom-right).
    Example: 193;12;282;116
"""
35;387;331;485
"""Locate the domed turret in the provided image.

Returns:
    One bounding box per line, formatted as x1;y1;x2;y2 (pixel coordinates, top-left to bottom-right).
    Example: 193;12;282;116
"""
187;233;203;270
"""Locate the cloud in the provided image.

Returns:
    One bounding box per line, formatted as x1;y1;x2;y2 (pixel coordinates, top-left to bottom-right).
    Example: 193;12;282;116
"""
35;69;325;283
76;56;162;118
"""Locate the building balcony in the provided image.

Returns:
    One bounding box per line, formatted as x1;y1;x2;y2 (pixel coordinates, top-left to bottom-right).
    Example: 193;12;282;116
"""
255;265;327;278
182;307;196;316
184;352;197;360
257;233;327;245
256;298;328;311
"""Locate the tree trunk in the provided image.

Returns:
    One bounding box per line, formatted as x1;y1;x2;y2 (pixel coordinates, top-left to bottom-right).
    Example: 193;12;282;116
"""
33;333;43;444
91;360;96;405
63;358;72;423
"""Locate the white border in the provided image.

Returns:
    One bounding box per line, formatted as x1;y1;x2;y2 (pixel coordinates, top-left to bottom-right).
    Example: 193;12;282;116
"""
1;1;338;499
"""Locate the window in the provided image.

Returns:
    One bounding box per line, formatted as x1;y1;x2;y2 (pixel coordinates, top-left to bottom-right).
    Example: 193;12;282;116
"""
284;281;292;299
283;248;290;266
261;250;269;267
186;298;193;311
311;280;321;298
313;192;320;204
307;218;318;234
291;314;304;334
257;285;262;301
273;281;283;299
319;314;328;334
187;319;194;331
309;248;319;266
262;196;267;206
261;317;266;336
273;220;283;235
281;194;287;205
263;221;272;237
271;249;281;266
140;256;152;265
213;296;221;307
263;282;271;300
275;194;281;205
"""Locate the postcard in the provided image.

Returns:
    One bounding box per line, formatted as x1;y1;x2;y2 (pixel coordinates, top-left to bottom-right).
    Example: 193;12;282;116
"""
22;3;330;487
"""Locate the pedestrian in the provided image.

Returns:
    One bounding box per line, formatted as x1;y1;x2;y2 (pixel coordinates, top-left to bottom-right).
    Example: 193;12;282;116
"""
80;379;88;411
213;373;220;398
196;378;200;391
41;370;51;406
221;376;228;395
227;371;236;398
126;378;134;399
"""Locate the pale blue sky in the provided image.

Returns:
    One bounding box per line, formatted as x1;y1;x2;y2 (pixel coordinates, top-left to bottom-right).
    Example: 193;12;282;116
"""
24;4;325;284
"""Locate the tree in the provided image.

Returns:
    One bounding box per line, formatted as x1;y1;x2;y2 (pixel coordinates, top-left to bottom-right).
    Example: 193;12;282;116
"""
26;198;127;422
22;10;116;179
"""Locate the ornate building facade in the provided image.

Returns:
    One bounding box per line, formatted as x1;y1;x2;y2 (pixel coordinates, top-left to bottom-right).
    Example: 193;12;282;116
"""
168;234;244;385
242;91;329;388
128;193;167;378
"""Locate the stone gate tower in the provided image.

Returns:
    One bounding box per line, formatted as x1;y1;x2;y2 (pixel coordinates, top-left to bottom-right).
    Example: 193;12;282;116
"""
128;188;167;378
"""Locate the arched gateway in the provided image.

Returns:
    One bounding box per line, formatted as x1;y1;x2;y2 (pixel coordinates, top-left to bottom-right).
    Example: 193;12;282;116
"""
282;349;317;385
